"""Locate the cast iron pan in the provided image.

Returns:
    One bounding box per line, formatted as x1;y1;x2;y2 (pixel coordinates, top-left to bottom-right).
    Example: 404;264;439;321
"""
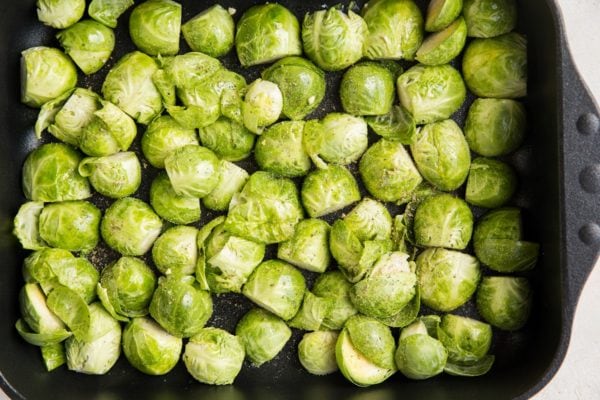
0;0;599;399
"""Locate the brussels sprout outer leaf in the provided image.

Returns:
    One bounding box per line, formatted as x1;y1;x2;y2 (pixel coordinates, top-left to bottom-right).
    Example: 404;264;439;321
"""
444;355;495;377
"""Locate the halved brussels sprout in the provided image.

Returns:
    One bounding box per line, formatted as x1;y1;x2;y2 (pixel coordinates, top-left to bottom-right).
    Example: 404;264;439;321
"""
312;271;358;330
340;62;395;116
203;161;249;212
476;276;532;331
149;275;213;338
343;198;393;242
183;327;245;385
88;0;134;28
80;100;138;157
141;116;198;169
416;17;467;65
21;47;78;108
301;165;361;218
463;0;517;38
397;64;466;124
37;0;85;29
242;260;306;320
56;20;115;75
288;291;335;331
101;197;163;256
464;98;526;156
38;201;100;253
413;194;473;249
129;0;181;56
255;121;311;177
462;33;527;98
359;139;422;203
278;219;331;273
425;0;463;32
365;105;416;144
235;308;291;366
182;5;234;57
298;331;339;376
302;7;368;71
437;314;493;371
164;145;220;198
161;52;222;89
150;172;201;225
362;0;424;60
416;248;480;312
152;226;198;276
19;283;66;337
45;88;101;147
78;152;141;199
235;4;302;67
396;319;447;380
242;79;283;134
198;117;255;162
465;157;517;208
262;56;326;120
122;317;182;375
13;201;47;250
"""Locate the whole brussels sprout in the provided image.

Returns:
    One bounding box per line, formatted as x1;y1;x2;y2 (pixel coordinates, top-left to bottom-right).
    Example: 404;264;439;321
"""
463;0;517;38
242;260;306;320
152;226;198;276
395;319;447;380
302;7;368;71
122;317;182;375
366;105;416;144
262;56;326;120
164;145;220;198
425;0;463;32
149;275;213;338
340;62;395;116
182;5;234;57
199;117;254;162
19;283;67;338
462;33;527;98
477;276;532;331
416;17;467;66
301;165;361;218
312;271;358;330
37;0;85;29
56;20;115;75
255;121;311;178
464;98;526;156
235;308;291;366
129;0;181;56
242;79;283;134
397;64;466;124
362;0;424;60
298;331;339;376
150;172;201;225
437;314;493;368
80;100;138;157
88;0;134;28
21;47;77;108
278;219;331;273
465;157;517;208
413;194;473;249
235;4;302;67
359;139;422;203
410;119;470;191
101;197;163;256
203;161;249;212
38;201;100;253
78;152;141;199
142;116;199;169
416;248;480;311
13;202;47;251
183;327;245;385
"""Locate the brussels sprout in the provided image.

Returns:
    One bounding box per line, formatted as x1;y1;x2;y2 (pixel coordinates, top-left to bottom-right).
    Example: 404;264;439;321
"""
19;284;66;337
122;317;182;375
261;56;326;120
34;90;73;140
340;62;395;116
413;194;473;249
462;33;527;98
151;226;198;276
476;276;532;331
21;47;78;108
182;5;234;57
162;52;222;89
80;100;138;157
303;114;369;167
302;7;368;71
203;162;249;212
150;172;201;225
242;260;306;320
183;327;245;385
301;165;361;218
416;248;480;311
37;0;85;29
129;0;181;56
102;51;163;124
235;308;292;366
40;343;66;371
22;248;71;284
65;303;121;375
437;314;493;368
365;105;416;144
397;64;466;124
312;271;358;330
425;0;463;32
395;320;447;380
46;286;91;339
255;121;311;177
88;0;134;28
13;201;47;251
56;20;115;75
235;4;302;67
463;0;517;38
344;198;394;242
464;98;526;156
141;116;198;169
298;331;339;376
377;286;421;328
359;139;423;203
38;201;100;253
225;171;304;244
45;88;101;146
78;152;141;199
362;0;424;60
288;291;335;331
167;98;220;132
242;79;283;134
164;145;220;198
278;219;331;273
149;275;213;338
416;17;467;65
101;197;163;256
198;117;255;162
465;157;517;208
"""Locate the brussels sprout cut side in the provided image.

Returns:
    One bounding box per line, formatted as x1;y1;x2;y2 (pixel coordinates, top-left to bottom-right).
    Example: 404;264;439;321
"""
57;20;115;75
425;0;463;32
